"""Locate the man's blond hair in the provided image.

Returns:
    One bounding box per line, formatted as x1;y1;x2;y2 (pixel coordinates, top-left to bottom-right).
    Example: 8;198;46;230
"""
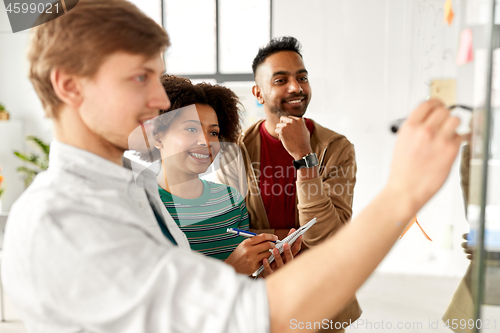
28;0;170;118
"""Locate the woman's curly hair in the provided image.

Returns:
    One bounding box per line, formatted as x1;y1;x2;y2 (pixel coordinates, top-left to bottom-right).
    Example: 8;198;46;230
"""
137;75;244;162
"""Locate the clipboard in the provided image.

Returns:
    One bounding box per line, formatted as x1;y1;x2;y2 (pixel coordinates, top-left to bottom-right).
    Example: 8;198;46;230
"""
252;217;317;277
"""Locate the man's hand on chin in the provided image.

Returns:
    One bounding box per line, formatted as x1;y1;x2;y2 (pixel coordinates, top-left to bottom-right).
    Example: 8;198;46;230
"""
275;116;312;160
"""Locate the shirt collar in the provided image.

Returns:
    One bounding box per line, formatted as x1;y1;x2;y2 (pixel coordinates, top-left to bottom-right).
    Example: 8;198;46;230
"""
49;140;135;186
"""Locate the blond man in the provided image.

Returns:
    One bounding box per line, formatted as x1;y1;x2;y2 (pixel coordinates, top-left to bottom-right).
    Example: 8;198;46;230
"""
1;1;462;332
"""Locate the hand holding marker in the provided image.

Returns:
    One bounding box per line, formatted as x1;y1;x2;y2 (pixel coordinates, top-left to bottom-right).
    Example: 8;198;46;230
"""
390;104;473;133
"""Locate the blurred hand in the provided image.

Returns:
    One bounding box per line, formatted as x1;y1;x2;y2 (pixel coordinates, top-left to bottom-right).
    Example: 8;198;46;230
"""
386;99;462;212
225;233;278;275
462;233;474;261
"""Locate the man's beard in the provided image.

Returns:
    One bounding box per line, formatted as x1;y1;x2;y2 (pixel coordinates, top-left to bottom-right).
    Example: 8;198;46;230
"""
269;95;309;117
269;105;289;117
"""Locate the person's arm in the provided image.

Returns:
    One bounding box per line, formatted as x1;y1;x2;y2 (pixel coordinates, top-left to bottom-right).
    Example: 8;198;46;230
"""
459;144;474;260
460;143;471;211
295;141;356;247
275;116;356;247
266;99;462;333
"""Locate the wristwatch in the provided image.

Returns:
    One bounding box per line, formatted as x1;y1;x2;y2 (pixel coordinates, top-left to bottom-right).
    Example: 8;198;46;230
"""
292;153;319;170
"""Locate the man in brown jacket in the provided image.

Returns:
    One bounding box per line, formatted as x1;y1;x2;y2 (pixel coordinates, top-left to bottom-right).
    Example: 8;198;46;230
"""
217;36;361;332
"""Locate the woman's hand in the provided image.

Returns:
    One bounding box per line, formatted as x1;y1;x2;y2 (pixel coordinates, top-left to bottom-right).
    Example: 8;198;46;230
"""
261;229;303;278
224;233;278;275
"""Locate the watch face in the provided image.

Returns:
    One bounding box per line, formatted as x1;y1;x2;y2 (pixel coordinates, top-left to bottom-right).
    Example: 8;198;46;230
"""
305;153;319;167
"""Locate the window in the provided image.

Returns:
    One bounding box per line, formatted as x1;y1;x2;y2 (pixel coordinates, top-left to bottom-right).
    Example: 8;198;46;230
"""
127;0;162;26
164;0;217;75
163;0;271;82
218;0;271;75
128;0;272;124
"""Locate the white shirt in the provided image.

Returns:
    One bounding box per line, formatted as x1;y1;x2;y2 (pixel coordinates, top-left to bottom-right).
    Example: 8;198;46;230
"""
1;141;269;333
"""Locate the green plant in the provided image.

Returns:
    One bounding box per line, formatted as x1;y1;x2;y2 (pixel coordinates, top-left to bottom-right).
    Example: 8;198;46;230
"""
0;104;5;111
14;136;50;187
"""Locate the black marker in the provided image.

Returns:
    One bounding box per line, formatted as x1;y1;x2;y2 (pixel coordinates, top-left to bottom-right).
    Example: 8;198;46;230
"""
390;105;473;133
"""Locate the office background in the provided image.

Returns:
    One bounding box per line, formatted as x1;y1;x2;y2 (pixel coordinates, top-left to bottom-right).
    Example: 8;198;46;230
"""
0;0;471;277
7;1;500;332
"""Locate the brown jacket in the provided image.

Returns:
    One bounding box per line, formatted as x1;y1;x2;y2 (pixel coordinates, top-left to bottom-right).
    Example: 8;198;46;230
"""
217;119;361;331
442;144;474;332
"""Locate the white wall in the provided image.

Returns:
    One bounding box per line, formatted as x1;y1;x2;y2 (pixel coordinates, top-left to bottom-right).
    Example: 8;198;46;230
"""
0;7;52;212
0;9;52;140
273;0;471;276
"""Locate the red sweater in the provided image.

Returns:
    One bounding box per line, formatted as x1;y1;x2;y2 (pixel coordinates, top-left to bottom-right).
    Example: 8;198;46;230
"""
259;119;315;229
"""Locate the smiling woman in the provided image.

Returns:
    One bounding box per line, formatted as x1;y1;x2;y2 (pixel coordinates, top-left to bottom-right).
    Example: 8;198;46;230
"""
134;75;288;275
154;103;222;195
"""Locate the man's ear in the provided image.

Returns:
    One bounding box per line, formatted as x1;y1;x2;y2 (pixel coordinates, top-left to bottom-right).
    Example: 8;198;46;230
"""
252;85;264;105
50;68;84;109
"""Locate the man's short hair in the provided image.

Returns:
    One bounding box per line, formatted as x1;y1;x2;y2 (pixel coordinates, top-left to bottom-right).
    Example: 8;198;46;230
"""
28;0;170;118
251;36;302;76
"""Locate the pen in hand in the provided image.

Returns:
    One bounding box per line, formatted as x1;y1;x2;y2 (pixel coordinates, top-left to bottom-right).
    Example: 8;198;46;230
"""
227;228;277;243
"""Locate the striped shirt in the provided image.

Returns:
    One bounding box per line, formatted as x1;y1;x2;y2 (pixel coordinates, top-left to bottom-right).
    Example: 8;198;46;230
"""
158;180;249;260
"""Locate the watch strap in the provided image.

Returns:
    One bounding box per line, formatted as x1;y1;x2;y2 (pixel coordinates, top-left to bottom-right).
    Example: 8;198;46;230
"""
293;153;319;169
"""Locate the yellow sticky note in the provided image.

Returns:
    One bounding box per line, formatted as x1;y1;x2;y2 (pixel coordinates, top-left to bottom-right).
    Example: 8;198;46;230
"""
444;0;455;25
430;79;456;107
